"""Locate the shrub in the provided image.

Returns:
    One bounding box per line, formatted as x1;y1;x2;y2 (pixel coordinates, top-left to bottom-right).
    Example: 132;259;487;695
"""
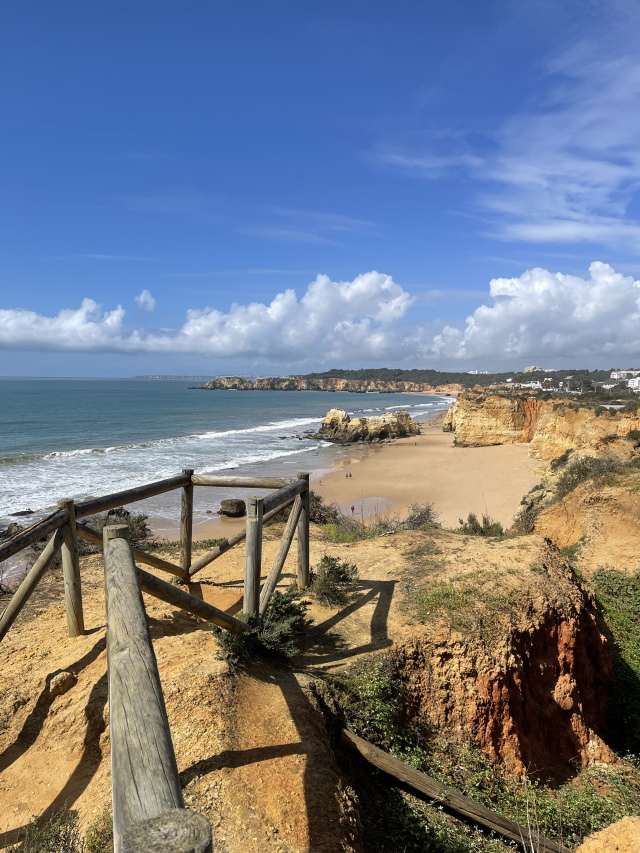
555;455;624;499
211;587;310;665
457;512;504;537
308;490;340;524
550;448;574;470
7;805;84;853
310;555;359;606
323;517;370;543
624;429;640;443
404;502;440;530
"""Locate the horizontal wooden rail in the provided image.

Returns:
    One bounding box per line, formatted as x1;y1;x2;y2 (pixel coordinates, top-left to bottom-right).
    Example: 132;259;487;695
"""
137;568;249;634
262;479;307;515
75;473;191;519
76;522;189;581
340;730;570;853
0;525;68;643
103;525;211;853
0;509;69;564
191;474;294;489
259;496;302;616
188;494;300;578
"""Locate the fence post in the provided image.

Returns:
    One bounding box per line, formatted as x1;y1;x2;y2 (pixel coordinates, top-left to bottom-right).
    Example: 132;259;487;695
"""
296;472;310;589
102;524;199;853
58;499;84;637
180;468;194;574
243;496;263;617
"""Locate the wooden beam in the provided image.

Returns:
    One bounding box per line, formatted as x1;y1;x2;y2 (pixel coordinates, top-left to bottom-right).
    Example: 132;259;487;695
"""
76;522;189;581
0;509;68;564
243;496;263;617
259;496;302;616
0;525;68;643
103;525;189;853
180;469;194;573
137;567;249;634
75;473;190;519
58;499;84;637
262;479;306;515
296;472;310;589
340;730;570;853
191;474;294;489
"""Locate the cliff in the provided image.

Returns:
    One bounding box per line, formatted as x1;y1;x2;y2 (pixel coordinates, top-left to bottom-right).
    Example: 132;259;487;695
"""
315;408;421;443
444;392;640;460
197;376;462;394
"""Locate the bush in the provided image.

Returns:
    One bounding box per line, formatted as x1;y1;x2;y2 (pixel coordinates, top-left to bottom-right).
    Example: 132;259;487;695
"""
625;429;640;443
404;503;440;530
457;512;504;537
211;587;310;665
308;491;340;524
7;805;84;853
550;448;574;470
555;455;624;499
310;555;359;606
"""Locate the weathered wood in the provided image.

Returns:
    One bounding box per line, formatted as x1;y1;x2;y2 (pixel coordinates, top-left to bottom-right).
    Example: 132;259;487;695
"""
58;500;84;637
187;495;298;578
0;526;68;643
340;730;570;853
138;567;249;634
296;472;310;589
0;509;68;564
191;474;293;489
103;525;185;853
259;496;302;616
180;469;194;572
243;496;263;617
76;521;190;581
122;809;212;853
261;479;306;515
75;473;190;519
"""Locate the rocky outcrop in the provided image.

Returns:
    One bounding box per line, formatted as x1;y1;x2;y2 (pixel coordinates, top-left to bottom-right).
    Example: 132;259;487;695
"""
445;392;640;460
196;376;460;394
219;498;246;517
394;535;614;778
315;408;421;443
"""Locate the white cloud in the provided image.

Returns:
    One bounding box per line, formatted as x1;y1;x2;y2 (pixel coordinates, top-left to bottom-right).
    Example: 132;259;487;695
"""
3;264;640;365
374;7;640;253
135;289;156;311
425;262;640;360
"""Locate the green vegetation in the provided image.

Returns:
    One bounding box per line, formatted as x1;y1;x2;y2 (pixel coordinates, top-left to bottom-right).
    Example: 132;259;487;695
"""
211;587;310;665
457;512;505;537
7;806;113;853
592;569;640;754
549;448;574;470
325;657;640;852
404;502;440;530
145;537;225;556
624;428;640;443
322;501;440;543
554;456;625;499
309;554;359;606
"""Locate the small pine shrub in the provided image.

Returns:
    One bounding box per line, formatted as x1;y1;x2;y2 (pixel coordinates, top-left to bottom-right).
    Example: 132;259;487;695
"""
211;588;310;665
310;555;359;606
457;512;504;537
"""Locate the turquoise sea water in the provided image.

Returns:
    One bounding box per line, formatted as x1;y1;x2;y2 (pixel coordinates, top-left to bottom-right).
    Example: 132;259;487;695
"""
0;378;451;530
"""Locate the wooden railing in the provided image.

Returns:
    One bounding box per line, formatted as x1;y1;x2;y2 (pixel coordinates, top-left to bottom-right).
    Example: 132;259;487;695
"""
0;470;310;851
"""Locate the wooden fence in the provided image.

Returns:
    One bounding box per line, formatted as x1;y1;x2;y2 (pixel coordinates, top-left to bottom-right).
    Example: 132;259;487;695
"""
0;471;310;851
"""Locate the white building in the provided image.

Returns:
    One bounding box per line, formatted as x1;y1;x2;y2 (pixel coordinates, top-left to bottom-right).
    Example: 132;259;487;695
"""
628;378;640;391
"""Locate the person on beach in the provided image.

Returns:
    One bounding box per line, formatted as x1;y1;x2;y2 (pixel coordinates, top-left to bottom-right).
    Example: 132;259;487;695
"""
351;504;355;514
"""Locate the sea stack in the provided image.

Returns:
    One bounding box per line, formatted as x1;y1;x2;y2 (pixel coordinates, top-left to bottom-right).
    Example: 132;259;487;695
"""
315;408;421;443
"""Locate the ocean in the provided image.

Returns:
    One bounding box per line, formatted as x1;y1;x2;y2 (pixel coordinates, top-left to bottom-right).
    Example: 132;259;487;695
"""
0;377;451;539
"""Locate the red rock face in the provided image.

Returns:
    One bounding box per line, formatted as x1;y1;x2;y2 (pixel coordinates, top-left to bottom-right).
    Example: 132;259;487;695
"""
394;571;614;778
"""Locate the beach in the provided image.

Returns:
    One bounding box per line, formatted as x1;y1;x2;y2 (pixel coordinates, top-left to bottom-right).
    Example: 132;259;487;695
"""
312;413;540;529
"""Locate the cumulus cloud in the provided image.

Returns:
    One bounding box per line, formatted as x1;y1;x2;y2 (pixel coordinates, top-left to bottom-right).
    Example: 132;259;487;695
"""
426;262;640;360
3;265;640;365
0;272;414;361
135;289;156;311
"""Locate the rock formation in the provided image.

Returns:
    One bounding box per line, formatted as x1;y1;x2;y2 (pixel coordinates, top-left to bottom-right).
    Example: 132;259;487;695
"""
315;408;421;443
195;375;463;394
444;391;640;460
219;498;246;517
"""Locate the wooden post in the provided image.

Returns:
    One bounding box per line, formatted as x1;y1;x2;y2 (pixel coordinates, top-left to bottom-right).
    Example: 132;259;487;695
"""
296;472;310;589
180;469;194;573
102;524;191;853
259;496;303;617
58;499;84;637
243;496;263;617
0;525;68;643
122;809;211;853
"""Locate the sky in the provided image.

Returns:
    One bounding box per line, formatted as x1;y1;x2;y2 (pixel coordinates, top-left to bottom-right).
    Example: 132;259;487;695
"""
3;0;640;376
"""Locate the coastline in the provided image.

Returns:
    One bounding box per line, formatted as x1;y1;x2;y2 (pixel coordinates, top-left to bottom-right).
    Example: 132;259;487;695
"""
181;411;540;539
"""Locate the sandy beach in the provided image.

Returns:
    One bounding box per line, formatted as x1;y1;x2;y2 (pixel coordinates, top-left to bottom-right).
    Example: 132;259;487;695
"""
313;413;540;529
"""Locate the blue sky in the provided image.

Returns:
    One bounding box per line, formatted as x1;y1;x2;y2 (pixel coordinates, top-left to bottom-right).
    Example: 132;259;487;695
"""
3;0;640;375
